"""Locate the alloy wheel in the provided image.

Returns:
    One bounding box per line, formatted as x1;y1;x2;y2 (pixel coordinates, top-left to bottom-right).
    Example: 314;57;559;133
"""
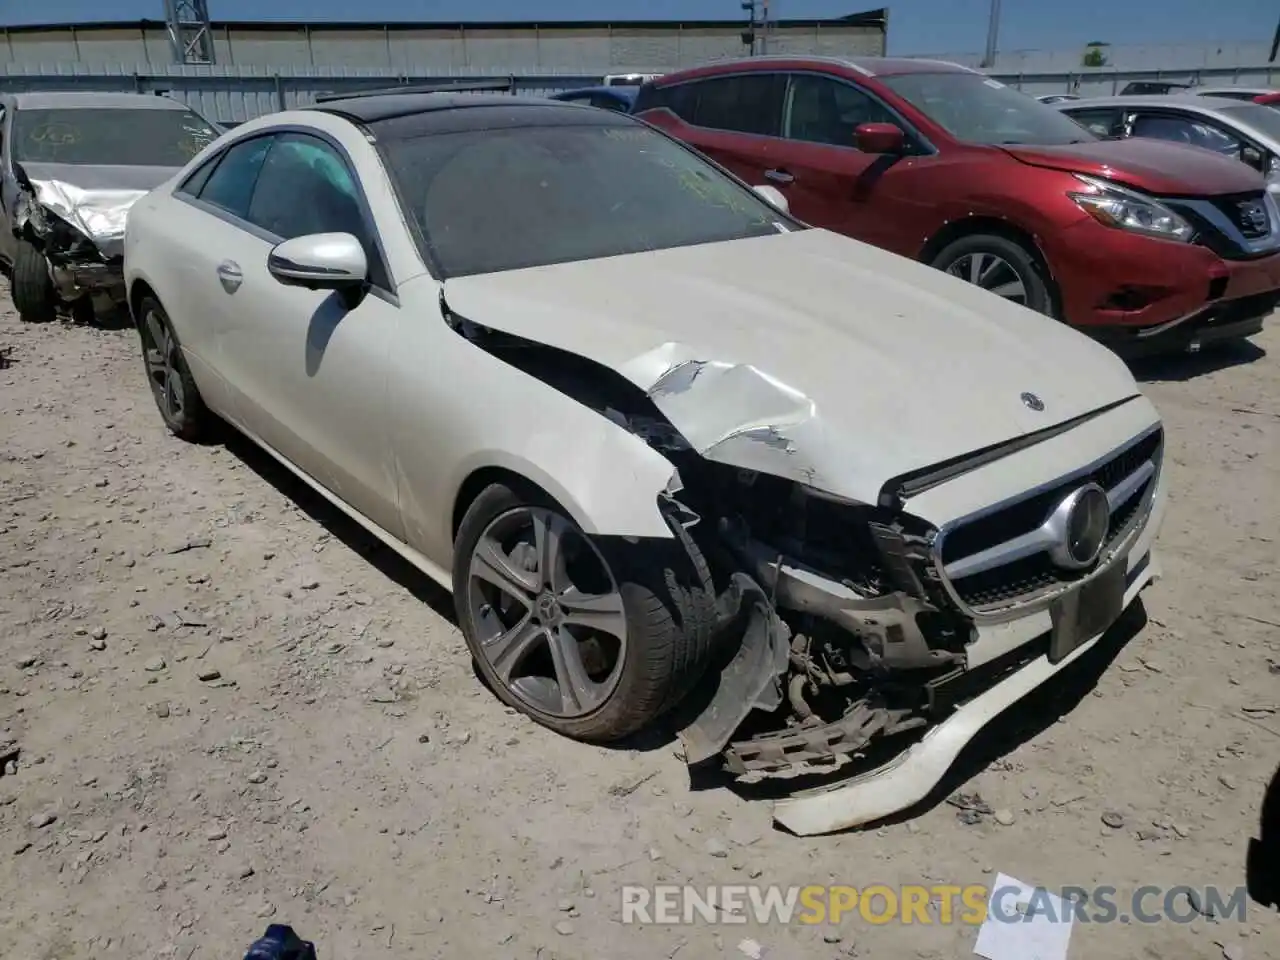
465;506;628;718
944;252;1029;305
141;309;186;422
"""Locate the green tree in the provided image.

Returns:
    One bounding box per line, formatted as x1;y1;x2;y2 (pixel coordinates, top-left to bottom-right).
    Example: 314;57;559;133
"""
1082;43;1109;68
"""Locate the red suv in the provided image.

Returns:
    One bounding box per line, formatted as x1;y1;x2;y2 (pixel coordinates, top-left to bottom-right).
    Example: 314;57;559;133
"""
635;57;1280;352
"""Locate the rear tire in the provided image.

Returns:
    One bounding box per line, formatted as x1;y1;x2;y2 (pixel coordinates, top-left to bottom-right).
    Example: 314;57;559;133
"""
453;482;716;743
11;240;57;324
136;296;209;442
931;233;1055;319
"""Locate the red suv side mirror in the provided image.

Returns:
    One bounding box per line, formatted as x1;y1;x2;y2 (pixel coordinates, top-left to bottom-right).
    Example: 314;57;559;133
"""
855;122;905;155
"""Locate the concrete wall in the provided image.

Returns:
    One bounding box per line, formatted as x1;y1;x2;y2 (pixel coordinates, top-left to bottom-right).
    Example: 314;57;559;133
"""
0;21;885;72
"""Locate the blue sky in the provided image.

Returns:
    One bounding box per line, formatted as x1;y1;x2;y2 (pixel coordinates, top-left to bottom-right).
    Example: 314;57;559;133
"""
8;1;1275;55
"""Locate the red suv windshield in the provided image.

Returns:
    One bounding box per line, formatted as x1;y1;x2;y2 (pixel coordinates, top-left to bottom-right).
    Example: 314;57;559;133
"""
880;72;1097;146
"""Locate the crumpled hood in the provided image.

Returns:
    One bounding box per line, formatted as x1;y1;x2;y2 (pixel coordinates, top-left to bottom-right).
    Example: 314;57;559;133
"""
1000;139;1264;196
19;162;178;247
442;228;1141;504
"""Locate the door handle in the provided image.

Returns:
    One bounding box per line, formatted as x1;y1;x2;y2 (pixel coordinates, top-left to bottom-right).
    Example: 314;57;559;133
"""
764;168;795;185
216;260;243;292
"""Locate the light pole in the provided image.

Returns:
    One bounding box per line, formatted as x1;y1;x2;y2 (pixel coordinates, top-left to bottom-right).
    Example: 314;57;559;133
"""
982;0;1002;68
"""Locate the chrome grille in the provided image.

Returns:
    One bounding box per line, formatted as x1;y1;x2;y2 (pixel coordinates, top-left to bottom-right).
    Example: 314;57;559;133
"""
934;427;1162;614
1210;192;1271;241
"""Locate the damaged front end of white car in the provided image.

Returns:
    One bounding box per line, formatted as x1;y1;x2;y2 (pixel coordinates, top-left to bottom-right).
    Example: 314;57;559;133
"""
10;163;147;313
438;250;1169;836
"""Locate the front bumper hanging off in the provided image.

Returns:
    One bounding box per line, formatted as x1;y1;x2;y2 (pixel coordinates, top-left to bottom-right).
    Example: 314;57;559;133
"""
772;550;1159;836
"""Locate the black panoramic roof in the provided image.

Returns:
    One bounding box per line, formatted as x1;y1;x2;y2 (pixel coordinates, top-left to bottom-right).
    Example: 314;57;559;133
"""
309;92;632;136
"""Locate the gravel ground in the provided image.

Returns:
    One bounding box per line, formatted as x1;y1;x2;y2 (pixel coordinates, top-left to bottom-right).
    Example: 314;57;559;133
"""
0;291;1277;960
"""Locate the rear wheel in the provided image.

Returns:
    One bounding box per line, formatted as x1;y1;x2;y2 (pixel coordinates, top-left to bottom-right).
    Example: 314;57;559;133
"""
453;483;714;743
136;296;209;442
11;240;57;324
931;233;1055;318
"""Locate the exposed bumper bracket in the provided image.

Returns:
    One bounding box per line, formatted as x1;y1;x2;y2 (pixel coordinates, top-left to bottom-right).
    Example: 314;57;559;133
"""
772;553;1159;836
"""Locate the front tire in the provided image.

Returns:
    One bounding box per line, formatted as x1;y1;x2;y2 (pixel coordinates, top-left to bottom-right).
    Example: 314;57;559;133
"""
136;296;209;442
931;233;1055;318
453;483;714;743
11;240;57;324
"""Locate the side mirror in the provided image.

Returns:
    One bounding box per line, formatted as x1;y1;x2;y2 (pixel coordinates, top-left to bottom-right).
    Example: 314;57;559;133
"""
855;122;906;155
1242;145;1266;172
268;232;368;293
752;184;789;214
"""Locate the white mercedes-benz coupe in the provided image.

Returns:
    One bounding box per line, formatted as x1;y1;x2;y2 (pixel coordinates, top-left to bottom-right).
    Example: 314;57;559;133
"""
123;92;1167;834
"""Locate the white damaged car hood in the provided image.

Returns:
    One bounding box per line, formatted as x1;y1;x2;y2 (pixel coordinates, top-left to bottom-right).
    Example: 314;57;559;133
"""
442;228;1141;504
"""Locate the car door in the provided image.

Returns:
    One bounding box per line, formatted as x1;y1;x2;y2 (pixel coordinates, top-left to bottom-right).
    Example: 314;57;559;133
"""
647;73;786;187
767;72;936;254
195;131;405;538
136;133;276;425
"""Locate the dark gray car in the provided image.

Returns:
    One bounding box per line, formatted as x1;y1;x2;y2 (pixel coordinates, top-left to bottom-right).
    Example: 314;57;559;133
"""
0;91;219;322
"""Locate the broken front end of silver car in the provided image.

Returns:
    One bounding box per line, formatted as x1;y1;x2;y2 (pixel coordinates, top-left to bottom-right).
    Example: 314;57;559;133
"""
12;174;143;312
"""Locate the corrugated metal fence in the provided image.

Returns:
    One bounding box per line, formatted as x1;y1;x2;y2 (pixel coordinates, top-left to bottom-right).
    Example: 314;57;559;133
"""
0;62;607;123
2;60;1279;124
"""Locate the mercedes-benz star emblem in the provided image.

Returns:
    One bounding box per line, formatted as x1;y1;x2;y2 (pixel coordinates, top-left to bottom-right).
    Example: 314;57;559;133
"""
1020;391;1045;412
1045;484;1111;570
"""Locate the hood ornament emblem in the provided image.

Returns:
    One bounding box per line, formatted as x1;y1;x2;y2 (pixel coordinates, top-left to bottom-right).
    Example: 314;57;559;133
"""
1020;391;1045;412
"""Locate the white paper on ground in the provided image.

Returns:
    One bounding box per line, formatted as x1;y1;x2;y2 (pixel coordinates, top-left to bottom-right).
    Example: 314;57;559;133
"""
973;872;1074;960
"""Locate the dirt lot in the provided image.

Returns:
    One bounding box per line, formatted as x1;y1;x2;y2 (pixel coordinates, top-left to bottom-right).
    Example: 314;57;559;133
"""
0;289;1277;960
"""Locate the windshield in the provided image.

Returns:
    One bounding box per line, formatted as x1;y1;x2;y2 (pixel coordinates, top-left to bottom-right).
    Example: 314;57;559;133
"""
381;121;790;278
880;72;1098;146
1221;104;1280;142
13;107;219;166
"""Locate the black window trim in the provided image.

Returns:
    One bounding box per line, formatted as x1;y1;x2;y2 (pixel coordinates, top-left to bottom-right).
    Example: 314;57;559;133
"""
648;70;791;143
647;69;937;156
172;122;399;303
780;69;938;156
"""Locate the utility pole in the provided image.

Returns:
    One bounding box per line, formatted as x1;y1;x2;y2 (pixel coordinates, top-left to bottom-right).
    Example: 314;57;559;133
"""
981;0;1001;68
163;0;215;64
760;0;770;55
1270;12;1279;63
741;0;759;55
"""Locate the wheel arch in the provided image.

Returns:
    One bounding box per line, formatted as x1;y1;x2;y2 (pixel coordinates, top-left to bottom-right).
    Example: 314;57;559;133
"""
448;452;676;550
918;216;1064;318
451;464;564;544
127;276;157;329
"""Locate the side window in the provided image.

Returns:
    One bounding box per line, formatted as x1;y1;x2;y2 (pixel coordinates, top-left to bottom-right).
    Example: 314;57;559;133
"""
690;74;786;137
1129;112;1243;158
196;135;273;219
177;151;221;197
1064;108;1122;138
783;74;900;149
246;133;388;290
